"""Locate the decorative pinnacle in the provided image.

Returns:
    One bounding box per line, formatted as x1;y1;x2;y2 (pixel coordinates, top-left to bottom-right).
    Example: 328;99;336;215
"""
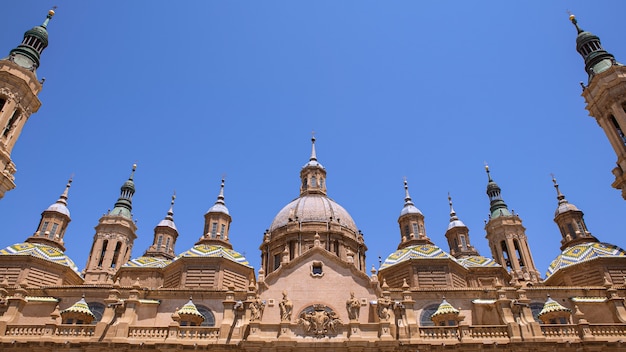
448;192;458;221
42;7;56;28
310;132;317;161
166;192;176;220
217;177;225;203
551;174;567;204
129;163;137;180
484;162;493;182
404;178;414;205
57;176;73;206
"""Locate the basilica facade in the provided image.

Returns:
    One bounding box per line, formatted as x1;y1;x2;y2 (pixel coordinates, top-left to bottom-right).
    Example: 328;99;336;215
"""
2;9;626;352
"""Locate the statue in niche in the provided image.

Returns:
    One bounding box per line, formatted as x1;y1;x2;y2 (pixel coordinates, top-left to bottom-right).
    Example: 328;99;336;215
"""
250;295;265;322
377;294;392;321
346;291;360;321
279;290;293;322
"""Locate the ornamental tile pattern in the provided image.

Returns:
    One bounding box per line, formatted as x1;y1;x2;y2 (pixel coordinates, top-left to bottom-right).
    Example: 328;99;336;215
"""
538;297;571;318
123;256;172;268
456;256;501;268
61;298;95;318
546;242;626;277
380;244;453;269
176;244;250;267
0;242;79;273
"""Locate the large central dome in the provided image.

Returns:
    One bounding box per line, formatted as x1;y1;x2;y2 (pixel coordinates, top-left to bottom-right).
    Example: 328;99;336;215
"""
260;137;366;275
269;194;358;235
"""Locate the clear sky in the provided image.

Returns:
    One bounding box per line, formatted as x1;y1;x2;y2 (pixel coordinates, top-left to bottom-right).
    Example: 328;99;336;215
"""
1;1;625;279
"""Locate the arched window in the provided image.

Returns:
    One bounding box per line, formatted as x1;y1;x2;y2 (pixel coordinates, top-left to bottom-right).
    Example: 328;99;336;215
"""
87;302;106;324
196;305;215;326
513;240;525;267
529;302;543;323
111;242;122;268
501;241;511;269
3;108;20;137
419;304;440;327
98;240;108;267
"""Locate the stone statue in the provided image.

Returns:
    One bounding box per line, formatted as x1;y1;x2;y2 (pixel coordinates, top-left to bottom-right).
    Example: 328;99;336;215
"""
279;290;293;322
250;295;265;322
377;295;392;321
346;291;360;320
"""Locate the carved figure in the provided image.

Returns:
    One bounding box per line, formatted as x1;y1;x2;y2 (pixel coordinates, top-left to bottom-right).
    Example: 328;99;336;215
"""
296;305;342;336
377;295;392;321
279;291;293;322
250;295;265;322
346;291;360;320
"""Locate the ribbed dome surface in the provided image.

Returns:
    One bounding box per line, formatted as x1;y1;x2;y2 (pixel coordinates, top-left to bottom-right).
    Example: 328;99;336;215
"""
269;194;357;234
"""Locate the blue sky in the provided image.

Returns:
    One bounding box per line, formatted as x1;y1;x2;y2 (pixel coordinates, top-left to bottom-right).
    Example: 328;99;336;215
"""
1;1;625;278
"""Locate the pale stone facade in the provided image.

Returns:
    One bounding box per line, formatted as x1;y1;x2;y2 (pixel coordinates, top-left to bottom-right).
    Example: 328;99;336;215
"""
3;10;626;352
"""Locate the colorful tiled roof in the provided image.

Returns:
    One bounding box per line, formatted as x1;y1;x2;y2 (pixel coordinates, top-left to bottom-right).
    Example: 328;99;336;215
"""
177;299;204;319
537;297;571;318
457;256;501;268
546;242;626;278
380;244;453;269
176;244;250;267
61;297;95;318
123;256;172;268
0;242;79;273
431;299;460;318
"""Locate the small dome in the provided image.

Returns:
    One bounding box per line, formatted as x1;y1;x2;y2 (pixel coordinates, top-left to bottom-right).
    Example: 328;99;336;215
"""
380;244;454;270
537;297;571;318
546;242;626;278
447;219;466;230
157;218;177;230
456;255;501;268
46;202;70;217
123;256;172;268
176;244;251;267
400;204;423;216
555;202;580;217
269;194;358;234
0;242;79;273
61;297;95;318
303;159;324;169
431;299;460;318
207;203;229;215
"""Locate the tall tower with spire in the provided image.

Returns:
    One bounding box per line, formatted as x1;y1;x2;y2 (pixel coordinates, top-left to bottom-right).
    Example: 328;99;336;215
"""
397;179;429;249
570;14;626;200
0;9;55;199
26;178;73;251
444;194;479;258
196;178;233;248
143;194;179;259
484;166;541;285
83;165;138;284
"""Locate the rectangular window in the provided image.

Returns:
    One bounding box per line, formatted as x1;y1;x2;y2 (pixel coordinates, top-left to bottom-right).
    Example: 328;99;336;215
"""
460;235;467;250
220;224;226;237
404;225;410;237
41;221;49;234
49;223;58;238
211;222;218;236
273;253;281;270
0;98;5;112
157;235;163;249
165;237;171;251
3;109;19;137
412;223;419;235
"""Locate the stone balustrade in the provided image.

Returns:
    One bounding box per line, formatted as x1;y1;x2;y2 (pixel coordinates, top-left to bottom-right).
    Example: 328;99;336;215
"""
2;322;626;343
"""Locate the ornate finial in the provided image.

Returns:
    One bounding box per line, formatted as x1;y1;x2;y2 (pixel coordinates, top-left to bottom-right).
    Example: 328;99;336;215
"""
130;163;137;179
484;162;492;181
310;132;317;161
57;176;73;206
448;192;458;221
403;178;414;205
165;191;176;220
42;7;56;27
551;173;567;203
568;11;583;34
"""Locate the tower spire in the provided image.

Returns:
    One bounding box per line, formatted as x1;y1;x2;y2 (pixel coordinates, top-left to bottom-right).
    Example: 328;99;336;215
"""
551;175;596;250
300;135;327;196
26;177;73;251
448;193;458;222
6;8;56;72
569;13;618;82
144;192;179;260
397;178;429;249
110;164;137;218
197;178;233;248
310;132;317;162
485;165;511;218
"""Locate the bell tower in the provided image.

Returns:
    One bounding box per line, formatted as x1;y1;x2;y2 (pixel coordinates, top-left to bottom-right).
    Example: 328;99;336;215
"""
484;166;541;285
0;9;55;199
570;14;626;200
83;165;138;284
